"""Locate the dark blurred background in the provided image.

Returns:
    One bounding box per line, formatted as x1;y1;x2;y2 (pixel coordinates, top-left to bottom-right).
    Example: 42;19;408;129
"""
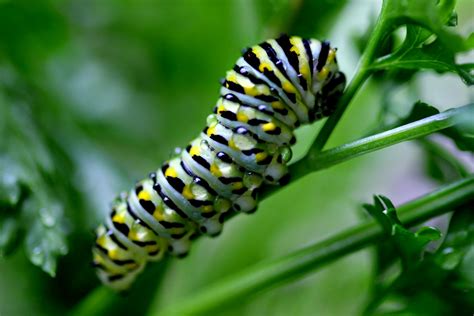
0;0;472;315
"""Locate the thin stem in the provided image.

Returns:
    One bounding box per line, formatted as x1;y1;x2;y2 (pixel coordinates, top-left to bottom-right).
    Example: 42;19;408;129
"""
157;176;474;315
263;104;473;199
305;105;470;173
310;1;391;153
69;287;112;316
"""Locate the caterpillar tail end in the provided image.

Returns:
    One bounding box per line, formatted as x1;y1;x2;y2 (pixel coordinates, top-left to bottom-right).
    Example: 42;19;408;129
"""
92;230;146;291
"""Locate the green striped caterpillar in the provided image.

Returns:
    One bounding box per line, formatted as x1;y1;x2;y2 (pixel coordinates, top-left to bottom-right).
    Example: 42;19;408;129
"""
92;35;346;290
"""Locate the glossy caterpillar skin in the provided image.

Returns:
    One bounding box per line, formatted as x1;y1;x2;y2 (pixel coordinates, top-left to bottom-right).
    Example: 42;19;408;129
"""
92;35;346;290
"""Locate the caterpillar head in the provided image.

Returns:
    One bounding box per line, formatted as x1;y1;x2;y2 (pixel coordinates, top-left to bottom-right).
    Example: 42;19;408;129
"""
310;40;346;118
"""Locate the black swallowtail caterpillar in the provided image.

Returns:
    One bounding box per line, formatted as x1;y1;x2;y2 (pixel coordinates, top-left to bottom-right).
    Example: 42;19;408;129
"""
92;35;346;290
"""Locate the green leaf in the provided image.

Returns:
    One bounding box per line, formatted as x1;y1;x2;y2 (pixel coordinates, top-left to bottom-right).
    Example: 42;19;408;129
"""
457;246;474;293
392;207;474;313
399;101;440;125
363;195;441;270
0;174;21;207
446;10;458;27
443;107;474;151
0;156;26;258
421;140;467;183
0;216;22;257
0;89;70;276
372;33;473;84
364;203;474;314
437;207;474;307
382;0;470;51
436;207;474;271
0;157;23;207
408;102;474;152
369;0;473;84
372;239;399;281
383;0;456;26
23;198;68;277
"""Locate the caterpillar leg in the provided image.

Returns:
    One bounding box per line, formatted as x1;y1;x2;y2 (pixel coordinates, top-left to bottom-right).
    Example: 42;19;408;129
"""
260;145;291;184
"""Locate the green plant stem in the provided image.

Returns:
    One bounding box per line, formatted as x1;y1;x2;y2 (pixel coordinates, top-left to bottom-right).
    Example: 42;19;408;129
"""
158;176;474;315
298;105;472;176
69;258;171;316
69;287;112;316
263;104;473;199
310;1;391;153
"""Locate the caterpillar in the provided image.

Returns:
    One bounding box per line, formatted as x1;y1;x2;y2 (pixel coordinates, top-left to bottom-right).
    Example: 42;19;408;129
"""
92;34;346;290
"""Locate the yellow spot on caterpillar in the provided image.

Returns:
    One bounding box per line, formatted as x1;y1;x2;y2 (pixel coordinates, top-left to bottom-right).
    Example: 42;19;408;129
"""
165;167;178;178
190;145;200;156
327;49;336;64
243;85;257;95
232;182;243;190
258;62;272;73
229;138;238;150
138;190;151;201
97;235;107;247
289;44;301;56
153;208;164;221
112;211;126;224
210;164;222;177
206;125;216;137
253;47;264;58
128;230;139;241
126;262;139;269
108;249;118;260
317;67;329;80
300;66;309;78
237;112;248;122
217;105;226;114
255;152;267;161
203;205;213;213
93;253;103;263
271;101;285;110
262;122;276;132
282;81;296;93
182;185;194;199
227;73;237;82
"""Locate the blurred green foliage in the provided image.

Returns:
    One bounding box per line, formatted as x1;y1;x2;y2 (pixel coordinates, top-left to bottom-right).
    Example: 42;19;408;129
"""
0;0;472;315
366;202;474;314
